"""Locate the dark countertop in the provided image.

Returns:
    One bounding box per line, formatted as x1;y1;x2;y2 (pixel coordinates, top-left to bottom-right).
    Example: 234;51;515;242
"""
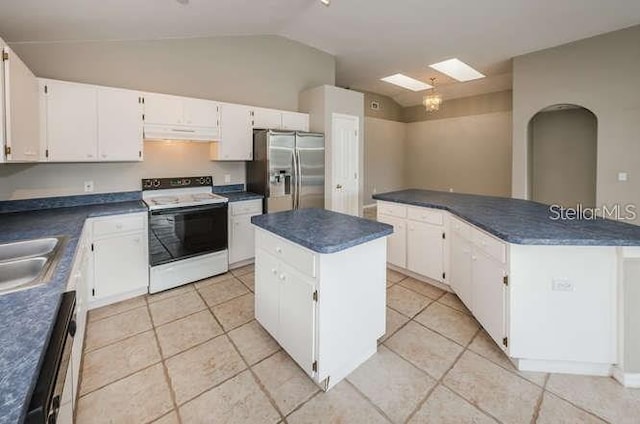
251;208;393;254
220;191;264;203
0;200;148;424
373;189;640;246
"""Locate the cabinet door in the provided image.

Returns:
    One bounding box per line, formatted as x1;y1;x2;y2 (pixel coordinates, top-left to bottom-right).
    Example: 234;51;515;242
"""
278;261;316;375
281;112;309;131
255;251;280;337
472;250;506;349
2;45;40;161
143;93;183;125
97;87;143;161
407;220;444;281
450;232;473;309
253;108;282;130
378;215;406;268
93;233;147;299
183;98;219;128
219;103;253;160
230;213;258;264
45;80;98;161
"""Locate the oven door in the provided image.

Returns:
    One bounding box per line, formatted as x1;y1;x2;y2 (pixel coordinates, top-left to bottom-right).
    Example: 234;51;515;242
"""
149;203;228;267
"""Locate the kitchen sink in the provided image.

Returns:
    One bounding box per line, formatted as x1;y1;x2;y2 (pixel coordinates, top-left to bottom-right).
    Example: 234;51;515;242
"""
0;237;60;262
0;237;65;295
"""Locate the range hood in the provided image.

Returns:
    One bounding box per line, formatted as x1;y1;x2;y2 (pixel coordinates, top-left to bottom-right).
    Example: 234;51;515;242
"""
143;124;220;142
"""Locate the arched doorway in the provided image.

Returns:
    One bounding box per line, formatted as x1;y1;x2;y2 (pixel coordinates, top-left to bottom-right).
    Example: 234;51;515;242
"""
527;104;597;208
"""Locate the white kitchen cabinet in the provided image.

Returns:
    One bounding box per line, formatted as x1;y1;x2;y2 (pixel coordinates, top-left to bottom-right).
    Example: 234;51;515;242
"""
210;103;253;161
472;249;507;350
253;108;282;129
183;97;220;128
407;220;445;282
229;199;263;264
254;227;386;390
0;42;40;162
278;260;316;375
97;87;143;161
89;213;149;307
282;111;309;131
377;214;406;268
449;231;473;309
43;80;98;162
143;92;182;126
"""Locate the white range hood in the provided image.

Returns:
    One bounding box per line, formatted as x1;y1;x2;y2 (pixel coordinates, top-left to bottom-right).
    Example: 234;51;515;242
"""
143;124;219;142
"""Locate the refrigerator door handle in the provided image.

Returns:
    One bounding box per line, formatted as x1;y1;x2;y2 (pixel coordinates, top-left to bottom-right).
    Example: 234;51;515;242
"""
292;150;299;209
295;149;302;210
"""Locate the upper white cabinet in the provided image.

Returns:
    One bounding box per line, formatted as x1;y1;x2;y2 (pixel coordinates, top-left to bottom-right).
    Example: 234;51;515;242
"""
41;79;143;162
282;111;309;131
143;92;220;141
210;103;253;161
43;80;99;161
1;41;40;162
253;108;283;130
97;87;143;161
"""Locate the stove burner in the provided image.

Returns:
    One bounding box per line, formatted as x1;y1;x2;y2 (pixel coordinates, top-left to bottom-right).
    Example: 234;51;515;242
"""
153;196;179;205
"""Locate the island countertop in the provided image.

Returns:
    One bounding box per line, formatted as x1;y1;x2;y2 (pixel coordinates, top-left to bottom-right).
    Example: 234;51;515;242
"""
0;196;147;424
251;208;393;254
373;189;640;246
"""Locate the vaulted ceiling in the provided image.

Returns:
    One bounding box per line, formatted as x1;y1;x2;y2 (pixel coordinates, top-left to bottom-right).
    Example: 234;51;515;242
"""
1;0;639;106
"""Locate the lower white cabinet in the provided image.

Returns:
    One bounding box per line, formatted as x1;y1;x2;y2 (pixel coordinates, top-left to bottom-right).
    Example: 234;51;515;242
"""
254;227;386;390
228;199;263;265
377;214;406;268
407;220;445;281
89;212;149;307
449;230;473;309
472;250;507;349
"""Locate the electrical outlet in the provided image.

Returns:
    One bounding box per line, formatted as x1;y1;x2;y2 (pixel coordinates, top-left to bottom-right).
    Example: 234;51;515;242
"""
552;278;574;292
84;181;94;193
224;174;231;183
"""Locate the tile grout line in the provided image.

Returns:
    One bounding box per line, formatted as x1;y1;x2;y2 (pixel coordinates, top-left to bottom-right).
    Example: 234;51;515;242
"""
541;380;611;423
530;373;551;424
342;378;396;423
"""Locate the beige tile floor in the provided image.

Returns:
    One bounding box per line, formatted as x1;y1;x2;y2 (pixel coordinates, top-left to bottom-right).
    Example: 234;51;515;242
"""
77;264;639;424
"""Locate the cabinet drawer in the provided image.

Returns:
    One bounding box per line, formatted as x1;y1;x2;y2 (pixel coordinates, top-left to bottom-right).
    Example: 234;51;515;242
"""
230;199;263;216
92;213;145;237
377;202;407;219
407;206;444;225
450;216;472;239
256;229;316;278
472;229;506;263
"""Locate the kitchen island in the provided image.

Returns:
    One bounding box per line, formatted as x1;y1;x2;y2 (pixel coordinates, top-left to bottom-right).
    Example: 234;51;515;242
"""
374;189;640;387
251;208;393;390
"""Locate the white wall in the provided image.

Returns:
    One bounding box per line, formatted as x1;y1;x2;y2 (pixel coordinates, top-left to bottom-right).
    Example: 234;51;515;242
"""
405;112;512;197
363;117;406;206
0;35;335;200
512;25;640;223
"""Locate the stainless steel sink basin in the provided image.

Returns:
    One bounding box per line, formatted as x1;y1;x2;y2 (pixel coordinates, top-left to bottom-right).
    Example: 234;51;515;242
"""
0;236;65;295
0;237;60;262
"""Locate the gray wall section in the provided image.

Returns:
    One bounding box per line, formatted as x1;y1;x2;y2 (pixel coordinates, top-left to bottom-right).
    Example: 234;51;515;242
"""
1;35;335;200
512;25;640;224
363;117;406;205
404;112;512;197
530;108;597;208
403;90;512;123
360;91;404;122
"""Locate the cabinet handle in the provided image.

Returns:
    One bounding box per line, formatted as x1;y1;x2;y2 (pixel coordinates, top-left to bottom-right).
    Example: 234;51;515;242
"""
87;154;94;158
276;247;282;254
101;154;107;158
472;256;477;261
279;274;286;281
271;268;278;275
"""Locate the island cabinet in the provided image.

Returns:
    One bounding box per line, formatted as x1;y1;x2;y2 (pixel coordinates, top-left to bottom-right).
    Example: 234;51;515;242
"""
252;209;391;390
377;202;446;283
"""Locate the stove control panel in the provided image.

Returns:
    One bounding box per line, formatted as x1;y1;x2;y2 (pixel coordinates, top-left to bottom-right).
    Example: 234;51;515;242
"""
142;176;213;190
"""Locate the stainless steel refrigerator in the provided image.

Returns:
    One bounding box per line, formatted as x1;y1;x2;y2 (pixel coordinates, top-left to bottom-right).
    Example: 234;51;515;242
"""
247;129;325;213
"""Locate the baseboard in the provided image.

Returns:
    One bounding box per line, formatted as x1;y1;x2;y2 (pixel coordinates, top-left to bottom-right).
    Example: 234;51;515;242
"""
613;366;640;388
387;264;452;293
363;204;377;210
229;258;255;270
88;286;148;310
514;358;613;377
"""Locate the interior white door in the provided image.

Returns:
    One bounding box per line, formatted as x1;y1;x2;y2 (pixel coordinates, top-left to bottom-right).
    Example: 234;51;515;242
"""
92;233;147;299
3;45;40;161
97;87;143;161
219;103;252;160
278;261;316;376
45;80;98;162
407;220;444;281
331;113;359;216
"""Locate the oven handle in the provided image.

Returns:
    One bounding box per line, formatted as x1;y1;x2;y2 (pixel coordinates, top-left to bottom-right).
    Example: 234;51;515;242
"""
150;203;228;216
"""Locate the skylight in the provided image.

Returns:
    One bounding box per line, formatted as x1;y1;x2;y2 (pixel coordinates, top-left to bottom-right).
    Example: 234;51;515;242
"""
380;73;432;92
429;59;485;82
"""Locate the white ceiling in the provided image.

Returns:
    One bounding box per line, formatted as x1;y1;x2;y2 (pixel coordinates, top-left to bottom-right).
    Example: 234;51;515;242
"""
1;0;639;106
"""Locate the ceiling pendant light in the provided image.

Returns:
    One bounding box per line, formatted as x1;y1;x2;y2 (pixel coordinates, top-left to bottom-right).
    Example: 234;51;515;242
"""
320;0;330;6
423;78;442;112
